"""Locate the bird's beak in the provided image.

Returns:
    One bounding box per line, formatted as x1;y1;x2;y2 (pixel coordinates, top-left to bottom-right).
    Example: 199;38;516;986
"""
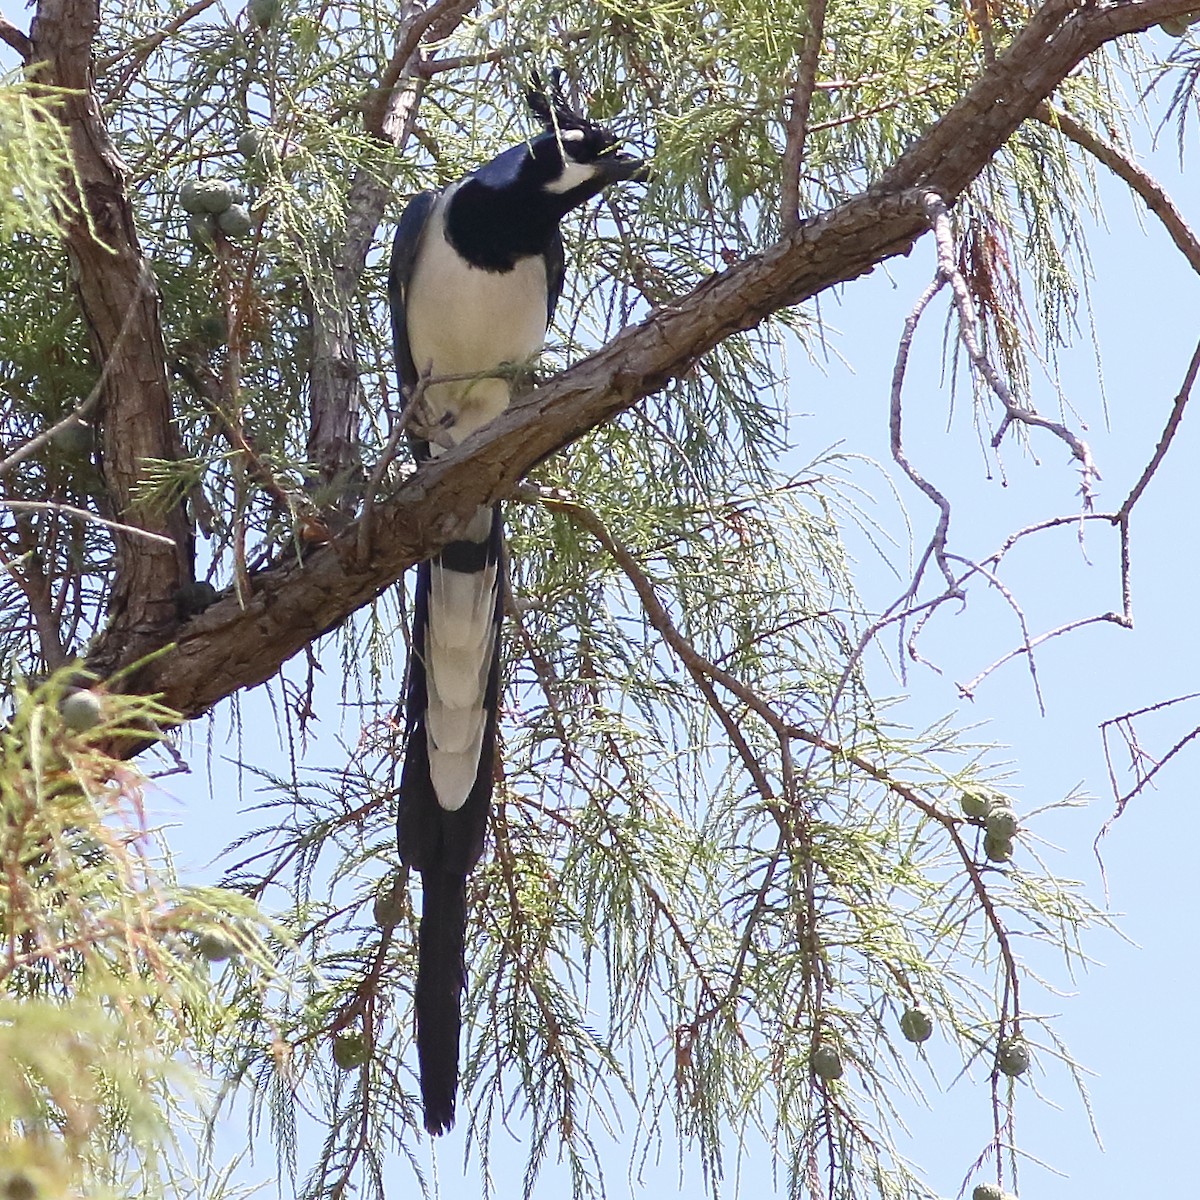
601;149;650;184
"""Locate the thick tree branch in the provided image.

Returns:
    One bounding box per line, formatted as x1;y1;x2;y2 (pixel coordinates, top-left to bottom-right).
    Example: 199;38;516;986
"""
30;0;192;665
879;0;1198;197
99;0;1200;738
117;186;933;724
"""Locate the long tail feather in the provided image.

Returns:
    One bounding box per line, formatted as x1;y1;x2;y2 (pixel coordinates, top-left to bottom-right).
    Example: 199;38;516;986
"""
415;869;468;1134
398;504;503;1135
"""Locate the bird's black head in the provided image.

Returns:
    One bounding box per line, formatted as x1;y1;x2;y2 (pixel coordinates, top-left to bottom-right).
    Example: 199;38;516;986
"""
523;72;646;212
446;72;645;271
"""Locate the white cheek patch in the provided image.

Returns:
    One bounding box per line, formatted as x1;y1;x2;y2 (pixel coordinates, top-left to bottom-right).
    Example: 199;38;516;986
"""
561;129;586;143
543;158;603;195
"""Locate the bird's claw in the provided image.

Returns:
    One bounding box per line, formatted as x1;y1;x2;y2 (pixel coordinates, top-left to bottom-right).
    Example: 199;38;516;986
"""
406;397;458;449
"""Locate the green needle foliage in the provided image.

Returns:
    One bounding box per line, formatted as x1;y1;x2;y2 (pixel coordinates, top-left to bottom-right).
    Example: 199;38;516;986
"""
0;0;1190;1197
0;669;278;1200
0;79;88;241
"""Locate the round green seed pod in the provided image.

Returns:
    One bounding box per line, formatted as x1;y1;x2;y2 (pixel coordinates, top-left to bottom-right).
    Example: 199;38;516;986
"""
986;806;1019;839
984;833;1013;863
971;1185;1008;1200
332;1031;367;1070
216;203;253;238
188;213;217;249
196;932;237;962
899;1007;933;1043
59;689;103;732
372;881;405;929
247;0;282;27
811;1043;843;1081
50;418;92;458
193;179;239;213
997;1037;1031;1077
960;791;991;819
236;128;263;159
1159;15;1190;33
179;178;206;213
237;126;280;169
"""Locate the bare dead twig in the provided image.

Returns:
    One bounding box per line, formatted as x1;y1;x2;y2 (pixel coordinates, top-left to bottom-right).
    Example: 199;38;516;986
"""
958;612;1129;701
1099;692;1200;839
889;262;960;597
983;512;1110;571
834;216;968;707
924;194;1101;503
1115;336;1200;523
851;195;1108;700
837;512;1134;725
947;552;1048;710
0;500;179;547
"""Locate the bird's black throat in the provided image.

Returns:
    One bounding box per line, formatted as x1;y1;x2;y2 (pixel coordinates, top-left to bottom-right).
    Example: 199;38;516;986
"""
445;177;572;272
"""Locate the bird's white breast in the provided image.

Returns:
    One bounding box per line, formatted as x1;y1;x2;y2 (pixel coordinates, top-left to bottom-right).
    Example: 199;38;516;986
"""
405;190;550;445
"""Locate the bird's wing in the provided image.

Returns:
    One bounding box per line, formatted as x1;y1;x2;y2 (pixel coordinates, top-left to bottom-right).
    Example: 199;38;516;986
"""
470;142;529;191
388;190;439;396
544;226;566;327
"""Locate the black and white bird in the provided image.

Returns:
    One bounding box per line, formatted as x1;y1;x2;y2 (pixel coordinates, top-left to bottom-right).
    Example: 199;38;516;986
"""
388;77;644;1136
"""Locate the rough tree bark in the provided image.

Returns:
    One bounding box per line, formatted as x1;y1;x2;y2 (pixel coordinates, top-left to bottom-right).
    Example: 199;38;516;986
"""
29;0;194;667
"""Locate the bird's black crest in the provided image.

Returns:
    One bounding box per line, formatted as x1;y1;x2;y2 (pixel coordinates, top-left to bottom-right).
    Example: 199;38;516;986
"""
526;68;595;136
